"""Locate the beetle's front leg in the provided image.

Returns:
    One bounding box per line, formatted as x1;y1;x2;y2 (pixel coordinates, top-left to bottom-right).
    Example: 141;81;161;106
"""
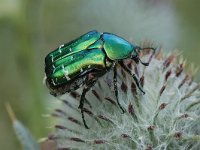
134;46;156;66
118;61;145;94
79;75;97;129
132;55;149;66
113;64;125;113
139;47;156;66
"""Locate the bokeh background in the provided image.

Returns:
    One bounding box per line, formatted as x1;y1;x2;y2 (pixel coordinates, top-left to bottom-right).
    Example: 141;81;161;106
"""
0;0;200;149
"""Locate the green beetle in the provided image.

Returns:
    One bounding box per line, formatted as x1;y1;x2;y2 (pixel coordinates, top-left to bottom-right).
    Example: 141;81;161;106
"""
45;30;155;128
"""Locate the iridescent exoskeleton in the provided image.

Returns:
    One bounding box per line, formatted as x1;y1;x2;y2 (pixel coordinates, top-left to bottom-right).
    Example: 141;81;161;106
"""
45;30;155;128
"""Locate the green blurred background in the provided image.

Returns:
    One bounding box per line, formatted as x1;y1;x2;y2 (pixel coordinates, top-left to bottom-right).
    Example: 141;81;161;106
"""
0;0;200;149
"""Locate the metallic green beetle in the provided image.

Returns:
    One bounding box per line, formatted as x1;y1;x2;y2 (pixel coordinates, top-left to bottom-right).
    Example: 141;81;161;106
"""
45;30;155;128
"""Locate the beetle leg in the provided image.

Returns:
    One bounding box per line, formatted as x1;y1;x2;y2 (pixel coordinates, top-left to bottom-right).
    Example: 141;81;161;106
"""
138;57;149;66
132;56;149;66
79;75;97;129
113;64;125;113
134;47;156;66
118;61;145;94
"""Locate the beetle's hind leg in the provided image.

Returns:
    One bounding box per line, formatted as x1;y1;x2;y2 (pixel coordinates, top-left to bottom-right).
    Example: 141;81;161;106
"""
113;64;126;113
79;75;97;129
118;61;145;94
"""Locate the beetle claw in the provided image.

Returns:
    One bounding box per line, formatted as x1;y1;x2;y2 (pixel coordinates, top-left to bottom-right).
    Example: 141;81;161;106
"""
141;89;145;95
81;108;89;129
137;84;145;95
121;108;126;114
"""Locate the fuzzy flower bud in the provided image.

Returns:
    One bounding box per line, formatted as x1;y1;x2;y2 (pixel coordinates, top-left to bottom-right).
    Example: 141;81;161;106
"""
50;49;200;150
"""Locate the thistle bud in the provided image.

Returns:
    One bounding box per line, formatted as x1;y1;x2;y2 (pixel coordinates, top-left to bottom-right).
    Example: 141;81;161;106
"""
51;49;200;149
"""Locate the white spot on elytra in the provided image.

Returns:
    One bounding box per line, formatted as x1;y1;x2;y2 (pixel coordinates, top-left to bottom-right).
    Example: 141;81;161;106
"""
62;65;70;80
52;79;56;86
69;48;72;52
58;44;64;53
80;68;83;72
64;74;71;80
52;65;56;73
62;65;64;69
59;44;64;49
88;65;91;68
51;55;54;62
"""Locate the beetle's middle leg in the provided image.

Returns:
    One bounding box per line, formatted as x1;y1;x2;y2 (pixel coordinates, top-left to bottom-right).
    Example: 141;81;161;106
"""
79;74;97;129
118;61;145;94
113;64;125;113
